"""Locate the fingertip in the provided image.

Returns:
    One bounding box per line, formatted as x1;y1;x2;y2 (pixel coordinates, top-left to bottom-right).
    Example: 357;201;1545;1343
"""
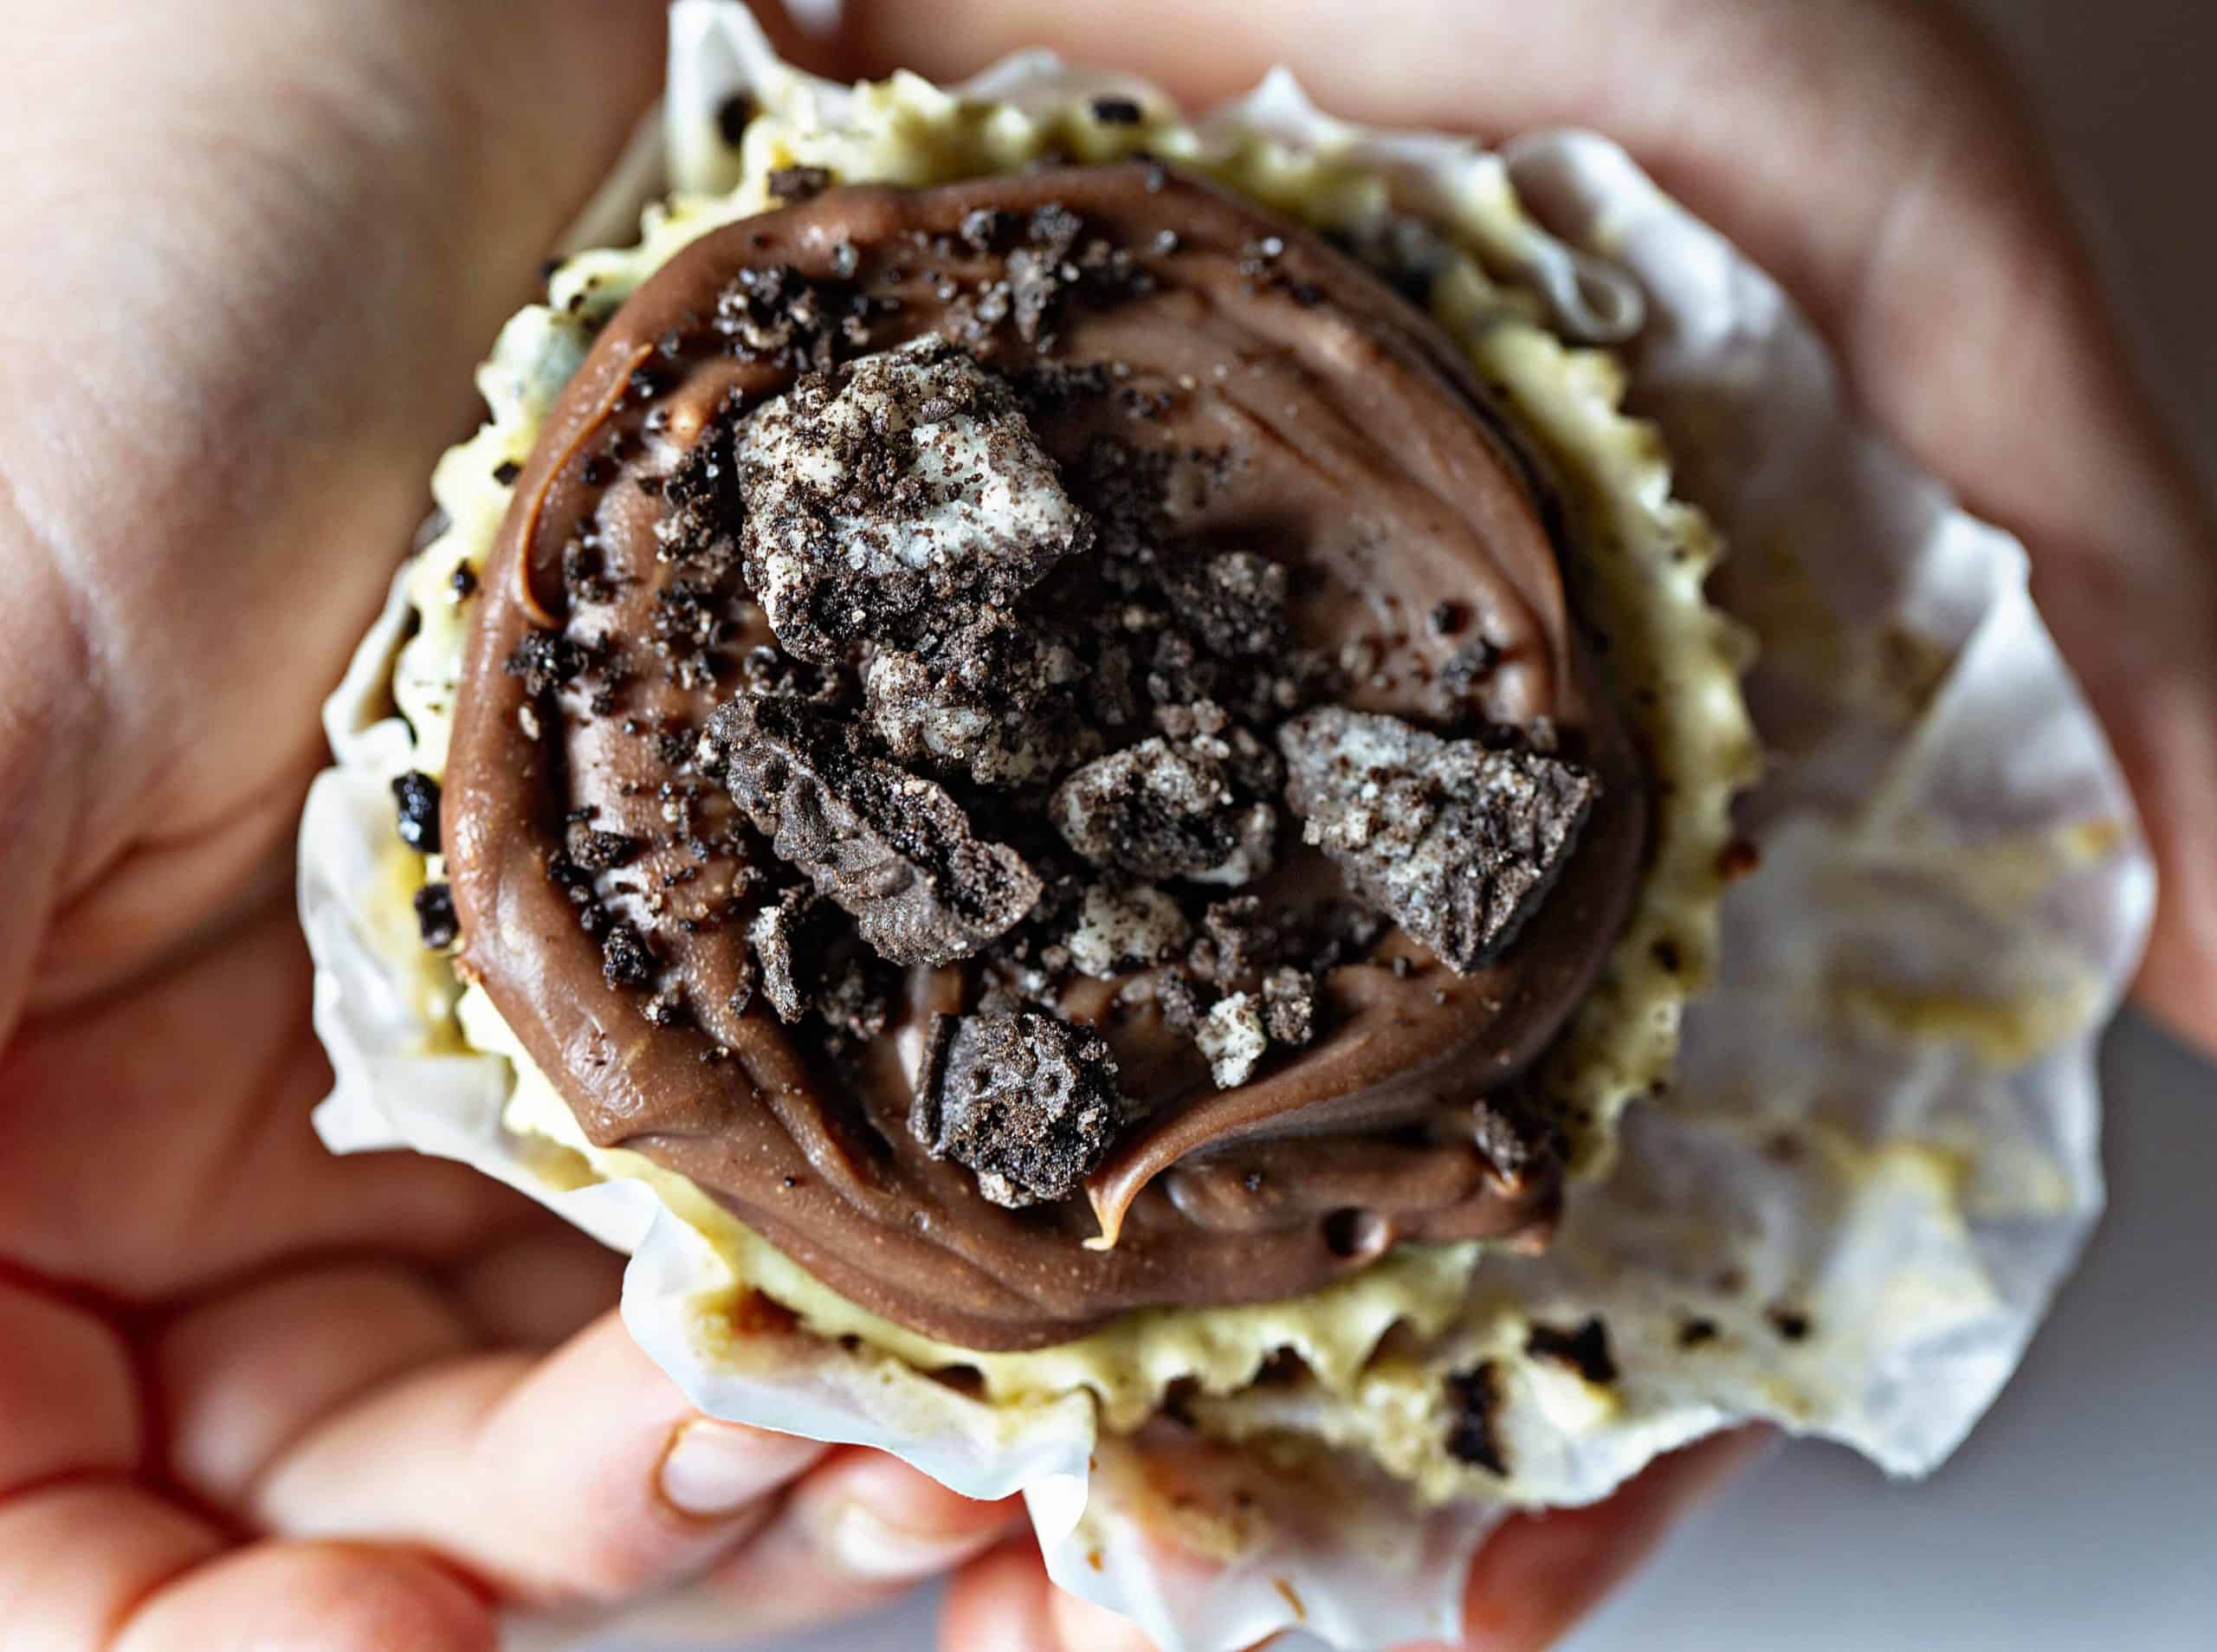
256;1313;824;1606
112;1540;497;1652
1048;1583;1161;1652
939;1540;1059;1652
0;1280;140;1494
654;1417;825;1520
1455;1429;1770;1652
785;1448;1024;1584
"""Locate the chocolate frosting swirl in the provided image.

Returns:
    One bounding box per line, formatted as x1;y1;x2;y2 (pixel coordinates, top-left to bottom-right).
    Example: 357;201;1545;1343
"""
444;165;1646;1351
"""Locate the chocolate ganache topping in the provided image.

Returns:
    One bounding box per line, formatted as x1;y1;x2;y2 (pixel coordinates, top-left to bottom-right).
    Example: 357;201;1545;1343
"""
443;165;1648;1351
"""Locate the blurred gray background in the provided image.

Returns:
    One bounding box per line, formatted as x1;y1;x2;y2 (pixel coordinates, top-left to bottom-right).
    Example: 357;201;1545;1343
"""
726;1;2217;1646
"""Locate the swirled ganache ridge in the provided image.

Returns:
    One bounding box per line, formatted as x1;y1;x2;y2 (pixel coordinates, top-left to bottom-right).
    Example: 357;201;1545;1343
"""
442;164;1648;1351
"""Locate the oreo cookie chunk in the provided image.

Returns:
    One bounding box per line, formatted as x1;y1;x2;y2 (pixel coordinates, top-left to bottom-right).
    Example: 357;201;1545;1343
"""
738;337;1092;661
1166;550;1291;660
1278;707;1597;972
703;693;1043;967
911;1010;1123;1207
864;615;1092;788
1062;882;1191;979
1194;991;1269;1088
1049;706;1278;886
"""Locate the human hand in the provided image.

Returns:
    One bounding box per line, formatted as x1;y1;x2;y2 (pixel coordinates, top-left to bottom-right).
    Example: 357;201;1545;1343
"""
8;2;2208;1649
811;0;2217;1644
0;4;1019;1648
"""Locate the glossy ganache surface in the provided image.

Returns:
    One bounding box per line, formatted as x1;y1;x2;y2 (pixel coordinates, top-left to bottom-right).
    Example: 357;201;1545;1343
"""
443;164;1646;1350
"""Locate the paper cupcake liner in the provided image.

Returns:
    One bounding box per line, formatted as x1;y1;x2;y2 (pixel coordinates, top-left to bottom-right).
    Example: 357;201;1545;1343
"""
299;6;2151;1646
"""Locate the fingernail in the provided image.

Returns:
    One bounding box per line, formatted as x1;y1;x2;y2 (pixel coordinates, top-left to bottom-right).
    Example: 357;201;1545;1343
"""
657;1419;824;1520
812;1499;1000;1582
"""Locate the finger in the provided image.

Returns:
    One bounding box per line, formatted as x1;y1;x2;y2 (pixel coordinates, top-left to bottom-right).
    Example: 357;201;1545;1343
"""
939;1539;1063;1652
443;1223;625;1348
0;0;668;1015
0;1480;223;1652
769;1447;1023;1584
251;1312;824;1608
0;1276;140;1495
1049;1586;1162;1652
1432;1429;1770;1652
697;1449;1023;1635
0;907;533;1298
111;1540;495;1652
155;1262;476;1507
837;0;2217;1048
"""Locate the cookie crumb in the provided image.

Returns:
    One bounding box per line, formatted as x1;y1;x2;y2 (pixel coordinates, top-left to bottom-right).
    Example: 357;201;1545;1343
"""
706;693;1043;966
412;882;458;949
1526;1318;1619;1384
739;338;1091;661
598;920;655;990
912;1011;1123;1206
391;771;442;854
1195;991;1268;1088
1050;735;1277;886
1279;707;1597;971
1064;883;1191;979
1444;1362;1509;1475
766;164;831;203
748;886;814;1023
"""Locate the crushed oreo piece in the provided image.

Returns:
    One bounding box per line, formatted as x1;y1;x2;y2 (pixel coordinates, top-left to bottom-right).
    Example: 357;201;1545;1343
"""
505;629;586;697
766;164;831;203
1191;896;1268;985
565;819;643;872
1470;1098;1544;1186
911;1011;1122;1207
1435;636;1504;718
1324;213;1461;313
1261;966;1317;1046
1278;707;1597;972
391;771;442;854
865;616;1090;787
448;562;478;603
492;459;522;486
705;693;1043;967
1525;1319;1619;1384
1050;732;1277;886
1194;991;1268;1088
814;952;894;1045
641;983;688;1028
656;397;747;571
1063;883;1190;979
960;206;1012;253
942;202;1150;351
1154;971;1203;1032
1168;552;1290;658
1444;1362;1509;1474
748;885;814;1022
1151;700;1283;791
412;882;458;949
599;920;656;991
713;261;881;375
739;338;1092;661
